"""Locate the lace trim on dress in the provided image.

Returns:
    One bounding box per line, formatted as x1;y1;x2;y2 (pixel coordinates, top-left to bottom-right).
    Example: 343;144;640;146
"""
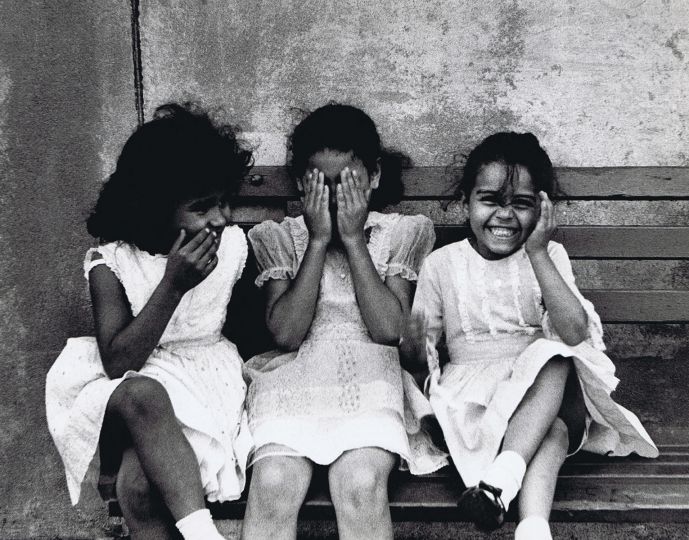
255;267;294;288
509;253;537;336
287;218;310;265
475;256;497;337
387;263;419;282
367;213;399;279
455;244;476;342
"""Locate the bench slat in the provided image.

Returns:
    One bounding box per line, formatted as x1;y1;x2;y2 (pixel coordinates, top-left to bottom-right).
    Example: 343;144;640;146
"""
240;167;689;198
433;226;689;259
203;449;689;523
582;290;689;322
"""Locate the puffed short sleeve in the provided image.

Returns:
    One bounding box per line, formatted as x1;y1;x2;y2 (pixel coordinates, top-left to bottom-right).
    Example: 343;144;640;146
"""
82;243;122;282
386;215;436;281
248;220;298;287
541;242;606;350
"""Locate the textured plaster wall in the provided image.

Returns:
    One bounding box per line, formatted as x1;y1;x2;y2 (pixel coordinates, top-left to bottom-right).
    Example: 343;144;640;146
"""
0;1;136;537
140;0;688;167
0;1;687;538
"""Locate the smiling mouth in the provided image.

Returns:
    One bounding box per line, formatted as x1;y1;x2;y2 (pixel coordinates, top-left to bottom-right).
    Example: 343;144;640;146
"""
487;226;519;239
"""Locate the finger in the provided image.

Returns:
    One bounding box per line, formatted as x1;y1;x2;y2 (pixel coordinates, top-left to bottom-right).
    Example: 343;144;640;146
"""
351;169;361;190
202;254;219;277
336;182;346;210
198;240;219;268
310;171;321;209
303;170;315;206
544;198;553;230
181;227;211;253
191;229;216;258
169;229;186;254
349;169;365;206
341;168;355;208
321;183;330;211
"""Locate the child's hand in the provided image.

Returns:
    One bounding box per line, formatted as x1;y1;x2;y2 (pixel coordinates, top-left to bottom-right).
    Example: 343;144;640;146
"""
302;169;331;244
163;228;219;293
336;168;370;245
525;191;556;255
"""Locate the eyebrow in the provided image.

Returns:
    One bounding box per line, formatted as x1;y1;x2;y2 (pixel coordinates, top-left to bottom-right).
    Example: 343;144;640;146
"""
475;189;537;200
188;196;218;209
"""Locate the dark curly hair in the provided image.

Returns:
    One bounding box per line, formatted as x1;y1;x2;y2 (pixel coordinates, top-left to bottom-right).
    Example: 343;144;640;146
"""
288;103;406;210
87;103;253;254
456;132;557;202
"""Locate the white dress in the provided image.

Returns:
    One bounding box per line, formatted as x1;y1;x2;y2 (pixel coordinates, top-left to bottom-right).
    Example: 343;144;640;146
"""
413;239;658;487
245;212;448;474
45;225;253;505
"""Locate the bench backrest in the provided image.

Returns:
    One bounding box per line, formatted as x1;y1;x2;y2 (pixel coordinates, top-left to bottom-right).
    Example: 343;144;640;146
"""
226;166;689;357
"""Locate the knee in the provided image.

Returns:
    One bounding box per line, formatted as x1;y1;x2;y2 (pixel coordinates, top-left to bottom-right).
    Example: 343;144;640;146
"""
546;417;570;451
110;377;171;422
331;463;389;514
548;355;573;373
249;458;312;514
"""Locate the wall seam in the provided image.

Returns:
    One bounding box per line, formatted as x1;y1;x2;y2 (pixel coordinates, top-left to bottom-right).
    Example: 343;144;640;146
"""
130;0;144;125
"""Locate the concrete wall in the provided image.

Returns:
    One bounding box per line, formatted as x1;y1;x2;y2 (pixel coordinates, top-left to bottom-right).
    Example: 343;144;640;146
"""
0;1;687;538
0;1;136;537
140;0;688;167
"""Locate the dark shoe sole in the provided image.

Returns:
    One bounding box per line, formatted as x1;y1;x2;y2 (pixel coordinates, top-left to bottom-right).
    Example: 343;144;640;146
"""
457;484;506;532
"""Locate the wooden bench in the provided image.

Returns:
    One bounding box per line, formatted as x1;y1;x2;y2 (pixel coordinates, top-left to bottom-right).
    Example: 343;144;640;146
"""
102;166;689;533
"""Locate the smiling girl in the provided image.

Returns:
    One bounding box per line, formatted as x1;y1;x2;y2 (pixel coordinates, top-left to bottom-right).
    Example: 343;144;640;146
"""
46;103;254;540
403;132;658;539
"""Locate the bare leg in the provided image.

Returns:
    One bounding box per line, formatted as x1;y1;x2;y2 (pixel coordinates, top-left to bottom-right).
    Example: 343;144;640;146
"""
117;448;180;540
518;417;569;521
240;456;313;540
519;370;587;520
328;447;396;540
106;377;205;521
458;357;576;531
502;356;572;463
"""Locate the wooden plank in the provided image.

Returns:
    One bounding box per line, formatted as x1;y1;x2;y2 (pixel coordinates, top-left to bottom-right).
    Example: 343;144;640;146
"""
432;226;689;259
583;290;689;322
240;166;689;199
571;260;689;290
387;200;689;226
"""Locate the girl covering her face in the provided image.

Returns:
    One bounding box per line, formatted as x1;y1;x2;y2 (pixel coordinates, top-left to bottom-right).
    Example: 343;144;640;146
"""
241;103;447;540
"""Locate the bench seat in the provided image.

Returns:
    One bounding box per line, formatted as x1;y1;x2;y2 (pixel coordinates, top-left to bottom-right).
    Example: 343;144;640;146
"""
101;166;689;532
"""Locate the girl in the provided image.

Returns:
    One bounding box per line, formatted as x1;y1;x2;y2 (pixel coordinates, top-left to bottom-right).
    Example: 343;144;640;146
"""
45;103;254;540
241;103;447;540
404;132;658;539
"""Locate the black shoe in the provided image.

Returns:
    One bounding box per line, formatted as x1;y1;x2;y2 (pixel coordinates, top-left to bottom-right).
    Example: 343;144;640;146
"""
457;481;507;532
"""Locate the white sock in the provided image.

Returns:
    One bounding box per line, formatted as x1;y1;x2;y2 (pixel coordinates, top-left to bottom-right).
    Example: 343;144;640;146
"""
175;508;225;540
481;450;527;510
515;515;552;540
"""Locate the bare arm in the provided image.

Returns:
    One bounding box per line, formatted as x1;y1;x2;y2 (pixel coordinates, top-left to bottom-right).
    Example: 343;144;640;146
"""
338;169;410;345
526;192;588;345
91;228;219;378
263;170;331;351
